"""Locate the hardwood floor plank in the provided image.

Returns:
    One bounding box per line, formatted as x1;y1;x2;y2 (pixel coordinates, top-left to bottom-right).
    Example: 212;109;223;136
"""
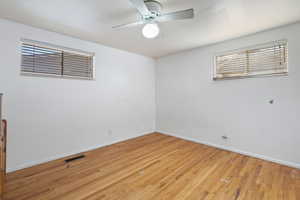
7;134;172;193
6;133;167;182
84;141;211;200
52;139;188;200
4;133;300;200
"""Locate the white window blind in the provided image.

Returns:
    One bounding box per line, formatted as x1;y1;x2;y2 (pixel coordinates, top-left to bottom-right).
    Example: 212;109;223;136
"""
21;40;94;79
214;40;288;80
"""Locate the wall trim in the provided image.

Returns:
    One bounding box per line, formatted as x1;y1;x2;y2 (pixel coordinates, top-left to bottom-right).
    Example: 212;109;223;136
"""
7;131;154;173
157;130;300;170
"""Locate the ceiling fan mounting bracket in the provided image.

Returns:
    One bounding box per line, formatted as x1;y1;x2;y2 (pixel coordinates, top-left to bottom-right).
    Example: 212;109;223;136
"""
144;0;163;18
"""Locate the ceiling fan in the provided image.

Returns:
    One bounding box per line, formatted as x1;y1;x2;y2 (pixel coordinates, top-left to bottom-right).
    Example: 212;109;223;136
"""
113;0;195;39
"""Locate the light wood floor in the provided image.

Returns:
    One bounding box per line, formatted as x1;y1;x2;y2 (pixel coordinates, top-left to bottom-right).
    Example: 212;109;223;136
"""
4;133;300;200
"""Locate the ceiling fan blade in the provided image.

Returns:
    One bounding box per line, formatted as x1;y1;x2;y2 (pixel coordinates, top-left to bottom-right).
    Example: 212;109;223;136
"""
156;9;194;22
112;21;145;29
129;0;151;16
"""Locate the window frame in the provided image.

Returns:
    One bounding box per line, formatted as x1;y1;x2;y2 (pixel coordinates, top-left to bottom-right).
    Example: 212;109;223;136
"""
20;38;96;80
213;39;288;80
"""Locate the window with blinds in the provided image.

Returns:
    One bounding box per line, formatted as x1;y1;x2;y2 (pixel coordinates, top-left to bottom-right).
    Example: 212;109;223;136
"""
214;40;288;80
21;40;94;79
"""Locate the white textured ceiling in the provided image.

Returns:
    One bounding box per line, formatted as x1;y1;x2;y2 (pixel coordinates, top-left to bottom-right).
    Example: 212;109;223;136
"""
0;0;300;58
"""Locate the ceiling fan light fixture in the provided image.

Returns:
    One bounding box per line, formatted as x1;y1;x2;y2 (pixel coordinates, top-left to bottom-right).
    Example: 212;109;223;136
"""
142;23;160;39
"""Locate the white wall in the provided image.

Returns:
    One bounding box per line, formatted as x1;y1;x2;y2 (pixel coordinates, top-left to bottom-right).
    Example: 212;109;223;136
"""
0;19;156;172
156;23;300;168
1;18;300;173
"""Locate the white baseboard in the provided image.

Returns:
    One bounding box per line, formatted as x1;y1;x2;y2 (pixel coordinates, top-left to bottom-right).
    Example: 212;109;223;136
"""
7;130;154;173
8;130;299;173
157;130;300;170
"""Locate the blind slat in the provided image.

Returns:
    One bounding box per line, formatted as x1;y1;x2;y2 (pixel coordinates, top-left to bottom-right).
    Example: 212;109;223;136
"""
214;40;288;79
21;42;94;79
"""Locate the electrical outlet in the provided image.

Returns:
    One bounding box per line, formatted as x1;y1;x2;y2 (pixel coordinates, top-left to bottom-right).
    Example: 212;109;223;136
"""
107;129;112;136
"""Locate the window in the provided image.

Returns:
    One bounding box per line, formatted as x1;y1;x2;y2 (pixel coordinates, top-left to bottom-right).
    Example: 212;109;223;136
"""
21;39;95;80
214;40;288;80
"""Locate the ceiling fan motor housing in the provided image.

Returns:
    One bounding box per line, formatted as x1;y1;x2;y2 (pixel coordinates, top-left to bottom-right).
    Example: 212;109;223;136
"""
144;0;163;18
